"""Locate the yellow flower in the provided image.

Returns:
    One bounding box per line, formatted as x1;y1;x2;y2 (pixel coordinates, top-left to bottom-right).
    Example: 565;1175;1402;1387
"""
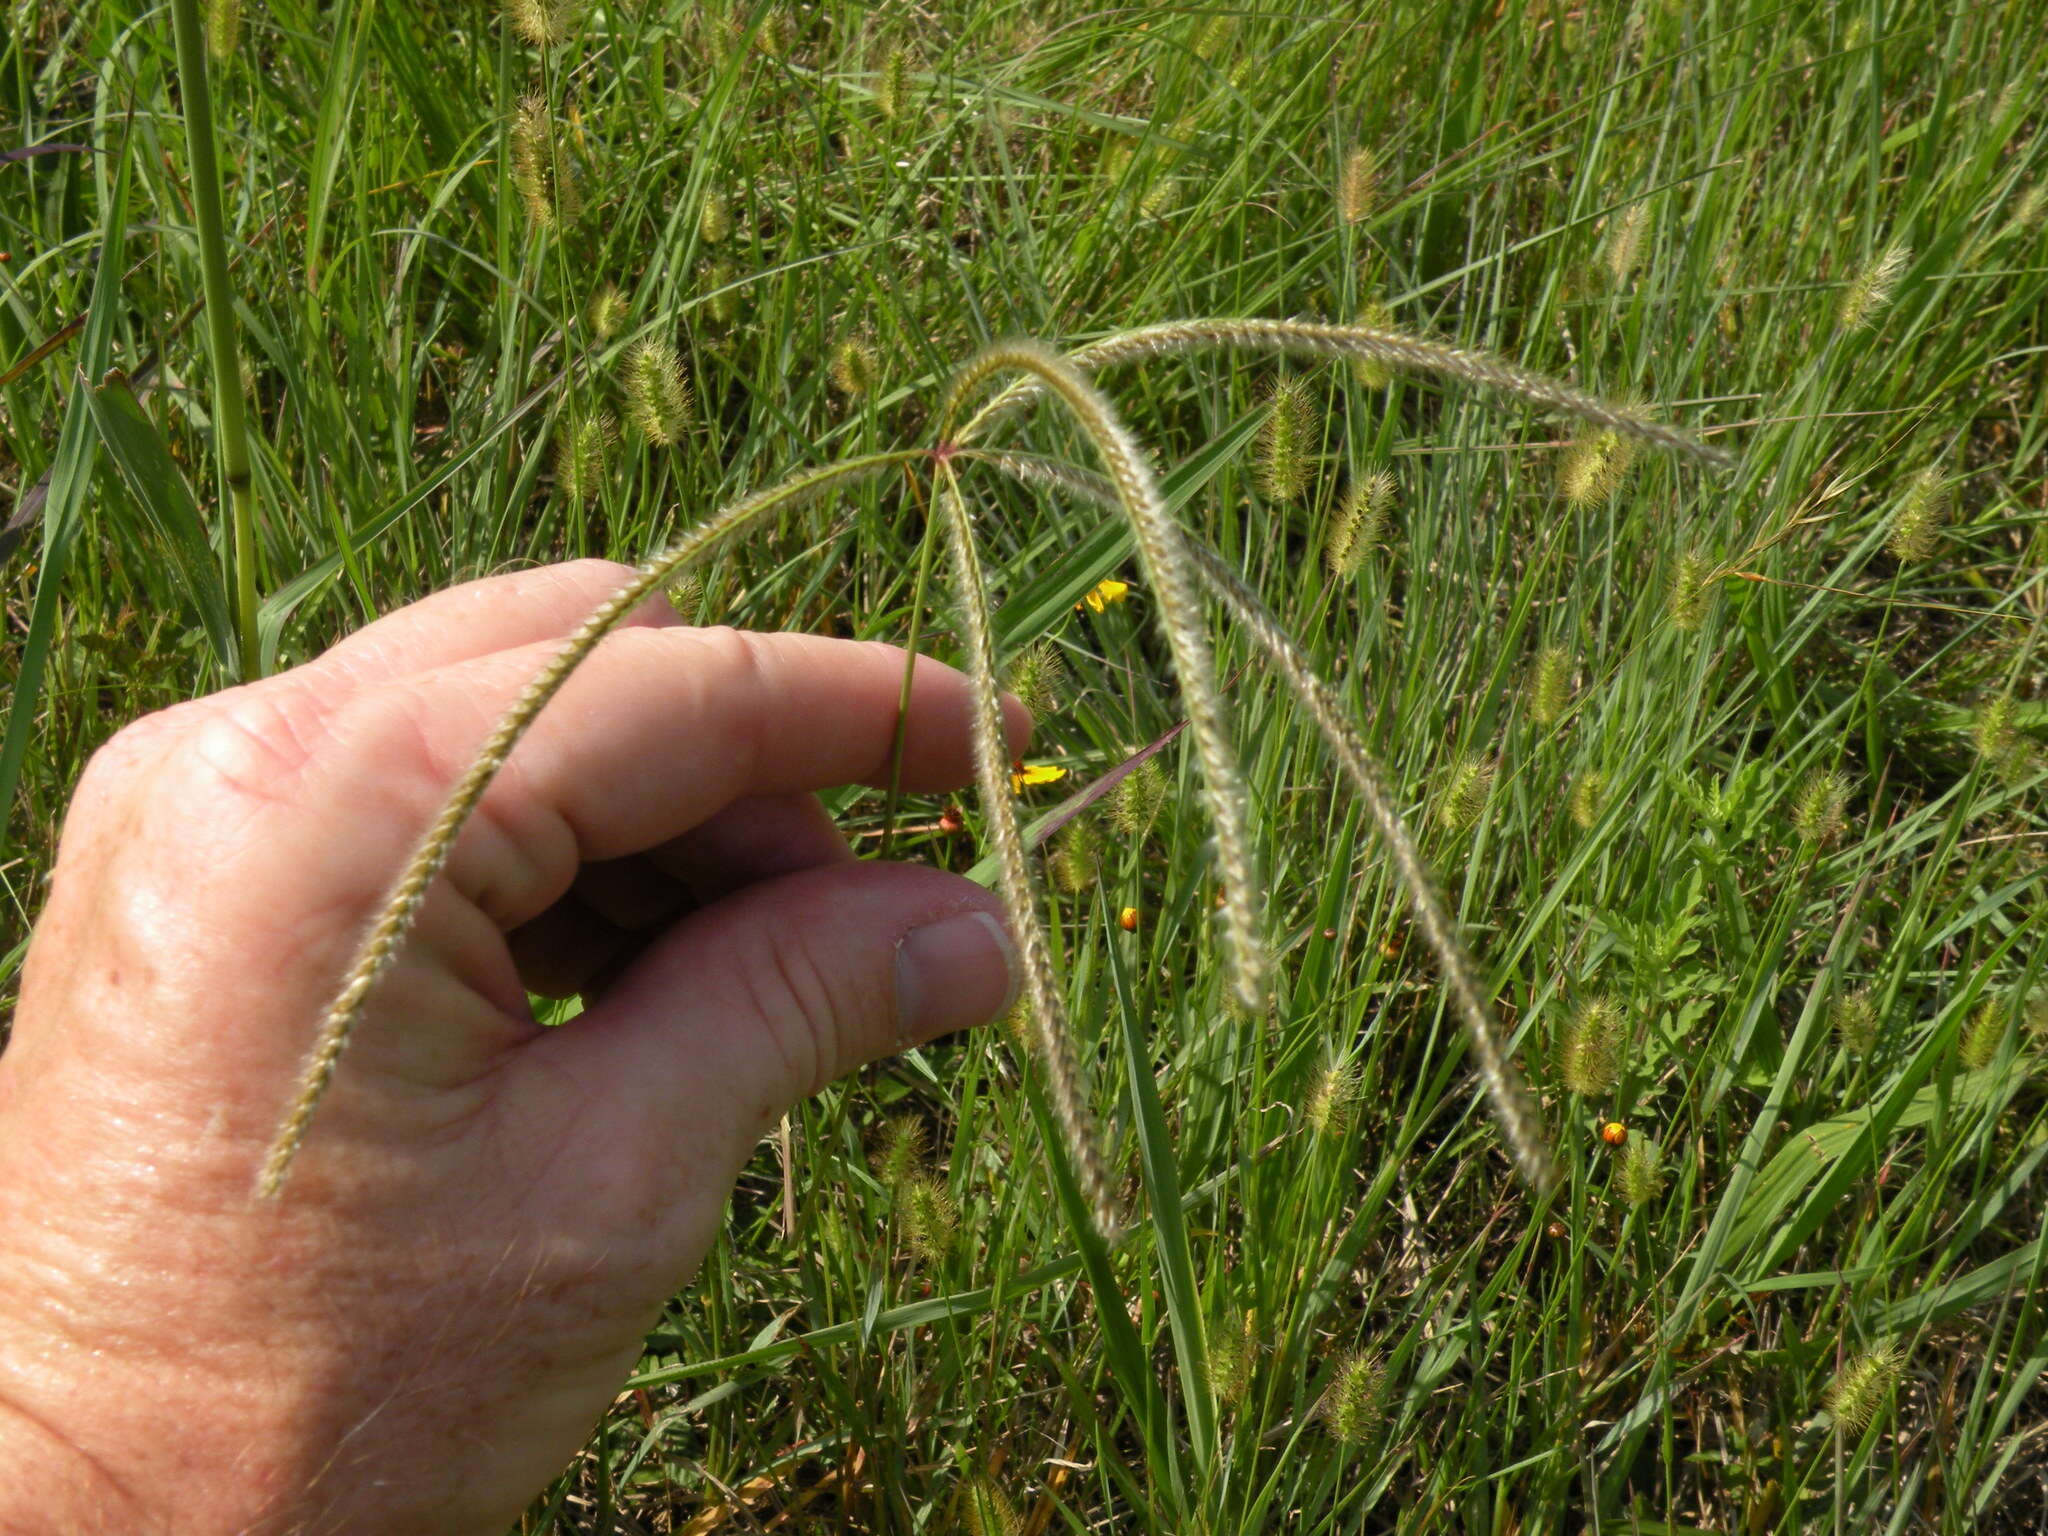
1011;763;1067;794
1118;906;1139;931
1079;578;1131;613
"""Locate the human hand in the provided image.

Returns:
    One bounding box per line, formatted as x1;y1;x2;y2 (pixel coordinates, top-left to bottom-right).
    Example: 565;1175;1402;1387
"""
0;560;1024;1535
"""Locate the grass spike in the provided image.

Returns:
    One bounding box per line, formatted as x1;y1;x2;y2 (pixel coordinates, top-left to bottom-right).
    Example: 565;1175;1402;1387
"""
257;452;919;1197
955;318;1733;470
1173;535;1558;1193
933;470;1121;1240
944;343;1268;1015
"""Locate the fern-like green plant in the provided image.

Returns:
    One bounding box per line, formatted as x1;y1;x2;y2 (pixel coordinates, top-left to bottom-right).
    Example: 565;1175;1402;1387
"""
258;317;1731;1238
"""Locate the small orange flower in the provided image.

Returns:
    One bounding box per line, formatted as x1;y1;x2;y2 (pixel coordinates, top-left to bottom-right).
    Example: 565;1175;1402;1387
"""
1118;906;1139;932
1599;1121;1628;1146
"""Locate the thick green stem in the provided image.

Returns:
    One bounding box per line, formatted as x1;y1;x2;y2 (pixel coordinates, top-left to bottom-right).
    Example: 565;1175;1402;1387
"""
168;0;260;679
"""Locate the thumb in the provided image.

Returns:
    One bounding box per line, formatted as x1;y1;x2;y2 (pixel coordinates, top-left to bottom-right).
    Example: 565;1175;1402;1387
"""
558;860;1019;1142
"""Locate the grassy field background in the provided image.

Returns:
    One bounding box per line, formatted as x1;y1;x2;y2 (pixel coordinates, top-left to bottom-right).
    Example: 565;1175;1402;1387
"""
5;0;2048;1530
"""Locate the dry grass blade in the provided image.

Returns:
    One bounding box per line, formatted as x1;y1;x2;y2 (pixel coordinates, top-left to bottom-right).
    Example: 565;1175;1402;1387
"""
955;317;1733;470
934;467;1121;1239
257;453;912;1197
944;342;1269;1015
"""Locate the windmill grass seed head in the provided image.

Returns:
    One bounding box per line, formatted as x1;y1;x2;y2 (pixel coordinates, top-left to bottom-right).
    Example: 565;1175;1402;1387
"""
623;339;691;445
1838;243;1911;331
1568;768;1607;830
1886;465;1948;562
1323;1351;1389;1445
1527;645;1573;727
1559;995;1626;1097
1257;376;1317;501
1831;986;1880;1056
1826;1343;1905;1436
267;314;1716;1206
1325;467;1395;578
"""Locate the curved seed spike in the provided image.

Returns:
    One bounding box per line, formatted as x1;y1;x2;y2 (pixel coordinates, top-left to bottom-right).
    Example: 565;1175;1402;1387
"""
934;470;1122;1240
944;342;1268;1015
956;317;1732;470
963;443;1557;1191
1177;536;1559;1193
258;453;915;1198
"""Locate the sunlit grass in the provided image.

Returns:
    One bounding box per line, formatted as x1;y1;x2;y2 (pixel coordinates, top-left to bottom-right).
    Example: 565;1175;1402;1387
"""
4;1;2048;1531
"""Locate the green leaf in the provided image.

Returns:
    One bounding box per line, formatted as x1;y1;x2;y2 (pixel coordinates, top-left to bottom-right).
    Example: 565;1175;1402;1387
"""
86;372;238;668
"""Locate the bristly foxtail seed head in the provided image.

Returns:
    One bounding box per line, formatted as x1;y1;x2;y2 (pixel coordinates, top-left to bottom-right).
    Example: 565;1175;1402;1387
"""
698;189;733;246
205;0;240;59
830;335;880;398
1559;996;1624;1097
507;0;577;48
554;410;616;503
586;284;627;340
1887;465;1947;562
623;340;691;446
1337;147;1379;225
1604;203;1647;286
1257;377;1316;502
1528;645;1573;727
1838;243;1910;331
1326;468;1394;579
1826;1344;1905;1437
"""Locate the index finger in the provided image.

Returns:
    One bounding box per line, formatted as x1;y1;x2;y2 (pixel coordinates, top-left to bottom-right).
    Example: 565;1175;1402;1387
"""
290;626;1032;930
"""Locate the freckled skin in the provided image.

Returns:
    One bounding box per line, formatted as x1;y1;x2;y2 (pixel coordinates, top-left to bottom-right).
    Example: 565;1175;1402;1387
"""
0;562;1026;1535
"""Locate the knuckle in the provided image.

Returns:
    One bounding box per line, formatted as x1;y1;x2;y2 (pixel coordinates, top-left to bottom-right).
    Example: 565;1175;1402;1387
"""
743;928;840;1100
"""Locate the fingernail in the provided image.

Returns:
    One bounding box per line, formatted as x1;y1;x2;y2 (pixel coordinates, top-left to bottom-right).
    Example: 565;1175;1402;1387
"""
895;911;1019;1045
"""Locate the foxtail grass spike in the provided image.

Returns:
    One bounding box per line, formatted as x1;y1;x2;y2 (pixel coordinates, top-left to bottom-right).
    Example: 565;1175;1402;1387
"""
955;318;1732;470
257;453;916;1196
944;343;1268;1015
1173;534;1559;1193
934;471;1122;1240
